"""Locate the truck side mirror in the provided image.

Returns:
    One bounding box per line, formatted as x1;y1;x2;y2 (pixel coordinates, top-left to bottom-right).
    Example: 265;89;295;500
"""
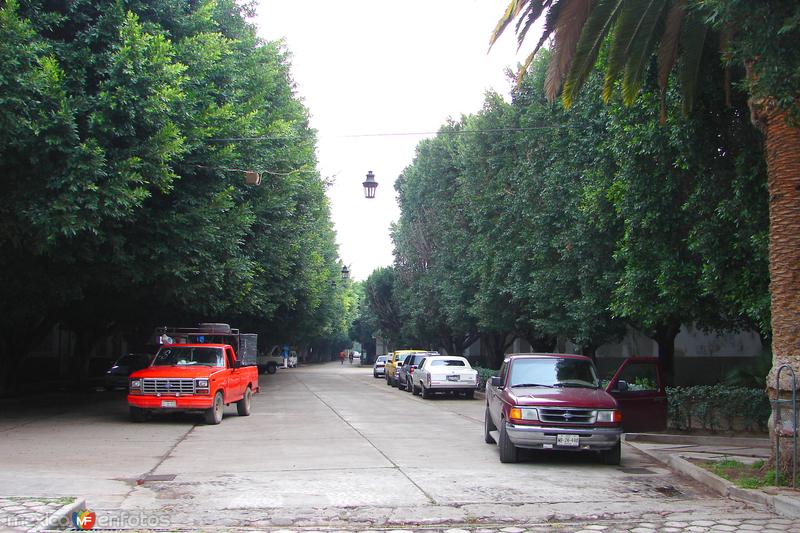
233;360;243;369
490;376;502;387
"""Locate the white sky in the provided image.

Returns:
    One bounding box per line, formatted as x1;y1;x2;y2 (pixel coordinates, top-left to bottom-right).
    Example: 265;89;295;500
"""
255;1;531;280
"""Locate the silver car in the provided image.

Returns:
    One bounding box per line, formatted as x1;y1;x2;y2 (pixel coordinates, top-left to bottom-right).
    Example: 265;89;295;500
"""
373;355;388;378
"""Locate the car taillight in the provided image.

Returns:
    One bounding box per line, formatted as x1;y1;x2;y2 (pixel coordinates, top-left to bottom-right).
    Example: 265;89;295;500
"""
426;374;431;386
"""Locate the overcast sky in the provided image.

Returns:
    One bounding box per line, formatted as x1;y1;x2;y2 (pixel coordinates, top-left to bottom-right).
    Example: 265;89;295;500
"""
255;1;531;280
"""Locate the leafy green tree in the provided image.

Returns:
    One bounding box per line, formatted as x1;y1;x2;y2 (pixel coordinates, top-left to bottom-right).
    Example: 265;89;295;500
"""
491;0;799;467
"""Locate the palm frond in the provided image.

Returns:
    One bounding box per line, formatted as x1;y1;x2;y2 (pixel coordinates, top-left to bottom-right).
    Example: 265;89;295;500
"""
544;0;592;102
621;0;668;105
489;0;531;51
603;0;664;102
531;1;565;62
562;0;624;108
657;0;686;122
679;13;708;114
516;1;551;50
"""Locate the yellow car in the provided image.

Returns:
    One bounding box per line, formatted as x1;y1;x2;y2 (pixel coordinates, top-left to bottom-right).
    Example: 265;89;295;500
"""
385;349;426;388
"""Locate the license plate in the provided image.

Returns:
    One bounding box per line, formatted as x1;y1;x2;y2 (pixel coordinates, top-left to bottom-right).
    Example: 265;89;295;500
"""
161;400;177;408
556;434;579;447
447;375;459;381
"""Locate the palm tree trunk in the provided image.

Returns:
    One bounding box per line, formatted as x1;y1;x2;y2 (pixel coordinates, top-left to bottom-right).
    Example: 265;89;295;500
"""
763;106;800;476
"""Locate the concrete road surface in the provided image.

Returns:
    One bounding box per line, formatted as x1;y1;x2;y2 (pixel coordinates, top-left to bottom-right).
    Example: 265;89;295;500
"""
0;362;787;530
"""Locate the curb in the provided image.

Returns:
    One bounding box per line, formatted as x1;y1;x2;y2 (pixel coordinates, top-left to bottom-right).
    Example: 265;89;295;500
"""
625;432;769;449
626;440;800;519
41;497;86;531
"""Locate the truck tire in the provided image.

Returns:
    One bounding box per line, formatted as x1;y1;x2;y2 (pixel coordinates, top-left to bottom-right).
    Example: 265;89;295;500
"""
498;421;518;463
421;386;432;399
464;390;475;400
601;440;621;466
197;322;231;334
237;386;252;416
484;406;496;444
204;392;224;425
129;406;147;422
266;362;277;374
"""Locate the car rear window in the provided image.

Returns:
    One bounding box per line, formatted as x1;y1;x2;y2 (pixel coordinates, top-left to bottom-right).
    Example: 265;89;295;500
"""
376;356;387;362
430;359;466;367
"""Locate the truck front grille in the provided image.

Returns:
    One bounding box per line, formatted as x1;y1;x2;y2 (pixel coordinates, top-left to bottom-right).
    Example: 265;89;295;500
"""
539;408;594;425
141;378;195;395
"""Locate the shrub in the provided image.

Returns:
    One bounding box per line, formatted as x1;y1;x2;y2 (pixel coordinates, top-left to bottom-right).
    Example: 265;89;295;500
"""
475;367;498;389
666;385;769;432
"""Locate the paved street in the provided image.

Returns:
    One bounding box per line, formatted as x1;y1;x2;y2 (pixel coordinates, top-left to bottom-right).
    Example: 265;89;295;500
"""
0;362;797;531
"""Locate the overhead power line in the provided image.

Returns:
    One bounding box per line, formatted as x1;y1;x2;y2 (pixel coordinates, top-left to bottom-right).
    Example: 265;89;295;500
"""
207;125;557;143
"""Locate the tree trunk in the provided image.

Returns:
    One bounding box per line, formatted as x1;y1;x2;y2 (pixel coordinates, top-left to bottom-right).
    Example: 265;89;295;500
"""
762;107;800;476
653;322;680;387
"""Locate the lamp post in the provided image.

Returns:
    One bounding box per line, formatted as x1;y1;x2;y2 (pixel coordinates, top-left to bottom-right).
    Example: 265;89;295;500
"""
341;265;350;281
362;171;378;199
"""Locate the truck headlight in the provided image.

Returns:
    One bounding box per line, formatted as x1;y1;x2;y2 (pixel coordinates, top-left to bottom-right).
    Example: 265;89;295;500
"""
509;407;539;421
196;379;209;389
596;410;621;423
130;379;142;390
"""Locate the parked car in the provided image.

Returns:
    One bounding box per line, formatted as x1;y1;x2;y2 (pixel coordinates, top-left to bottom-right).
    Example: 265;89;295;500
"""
484;354;665;464
411;355;479;399
383;350;413;386
397;352;434;392
104;353;152;390
373;355;388;378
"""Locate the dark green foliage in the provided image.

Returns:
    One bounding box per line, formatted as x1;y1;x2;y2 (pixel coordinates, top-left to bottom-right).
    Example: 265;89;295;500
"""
0;0;346;387
667;385;770;432
388;48;767;375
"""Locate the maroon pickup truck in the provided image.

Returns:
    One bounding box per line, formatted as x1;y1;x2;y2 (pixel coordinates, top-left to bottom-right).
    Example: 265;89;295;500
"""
485;354;666;464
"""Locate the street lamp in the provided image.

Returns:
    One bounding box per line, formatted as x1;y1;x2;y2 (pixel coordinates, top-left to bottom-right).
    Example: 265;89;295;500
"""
362;171;378;199
341;265;350;280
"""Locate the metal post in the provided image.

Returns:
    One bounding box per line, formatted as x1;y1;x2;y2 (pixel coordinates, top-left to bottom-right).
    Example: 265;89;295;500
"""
775;364;797;488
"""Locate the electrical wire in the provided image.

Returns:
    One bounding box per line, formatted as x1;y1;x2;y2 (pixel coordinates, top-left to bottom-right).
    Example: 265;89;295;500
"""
207;125;557;143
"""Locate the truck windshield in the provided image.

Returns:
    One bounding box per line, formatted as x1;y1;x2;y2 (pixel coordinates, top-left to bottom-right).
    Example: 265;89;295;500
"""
509;358;599;388
153;347;224;367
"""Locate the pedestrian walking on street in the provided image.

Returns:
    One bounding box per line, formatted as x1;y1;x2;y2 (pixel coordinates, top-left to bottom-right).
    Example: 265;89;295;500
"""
349;352;353;364
339;350;345;365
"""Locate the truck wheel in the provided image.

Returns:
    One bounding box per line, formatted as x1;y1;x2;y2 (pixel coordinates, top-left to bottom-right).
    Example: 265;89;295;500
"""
498;421;518;463
204;392;224;425
421;386;432;399
266;362;277;374
484;406;496;444
237;386;252;416
129;406;147;423
601;440;621;466
464;390;475;400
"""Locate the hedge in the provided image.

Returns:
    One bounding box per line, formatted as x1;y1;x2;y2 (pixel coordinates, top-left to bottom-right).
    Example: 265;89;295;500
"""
666;385;769;433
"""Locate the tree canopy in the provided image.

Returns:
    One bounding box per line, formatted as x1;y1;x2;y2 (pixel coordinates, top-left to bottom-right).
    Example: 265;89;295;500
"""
0;0;348;388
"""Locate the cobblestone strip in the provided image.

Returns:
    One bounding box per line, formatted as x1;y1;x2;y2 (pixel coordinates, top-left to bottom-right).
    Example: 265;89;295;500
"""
0;496;77;532
229;518;800;533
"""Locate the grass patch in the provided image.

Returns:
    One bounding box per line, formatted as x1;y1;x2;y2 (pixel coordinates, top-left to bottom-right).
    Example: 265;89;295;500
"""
698;457;786;489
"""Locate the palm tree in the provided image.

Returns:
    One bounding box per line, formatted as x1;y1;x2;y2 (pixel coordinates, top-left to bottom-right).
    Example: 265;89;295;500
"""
490;0;800;469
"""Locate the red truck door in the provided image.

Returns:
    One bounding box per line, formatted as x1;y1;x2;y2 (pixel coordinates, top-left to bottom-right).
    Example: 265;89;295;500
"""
225;346;244;402
605;357;667;433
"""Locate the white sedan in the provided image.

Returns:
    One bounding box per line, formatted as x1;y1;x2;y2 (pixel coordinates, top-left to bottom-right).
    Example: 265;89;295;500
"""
411;355;479;399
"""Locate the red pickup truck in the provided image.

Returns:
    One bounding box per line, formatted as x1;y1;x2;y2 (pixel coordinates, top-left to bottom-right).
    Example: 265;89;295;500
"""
128;340;259;425
485;354;666;464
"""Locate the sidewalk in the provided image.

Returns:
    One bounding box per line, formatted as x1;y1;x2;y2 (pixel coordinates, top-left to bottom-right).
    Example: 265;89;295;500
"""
0;497;84;532
626;433;800;519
